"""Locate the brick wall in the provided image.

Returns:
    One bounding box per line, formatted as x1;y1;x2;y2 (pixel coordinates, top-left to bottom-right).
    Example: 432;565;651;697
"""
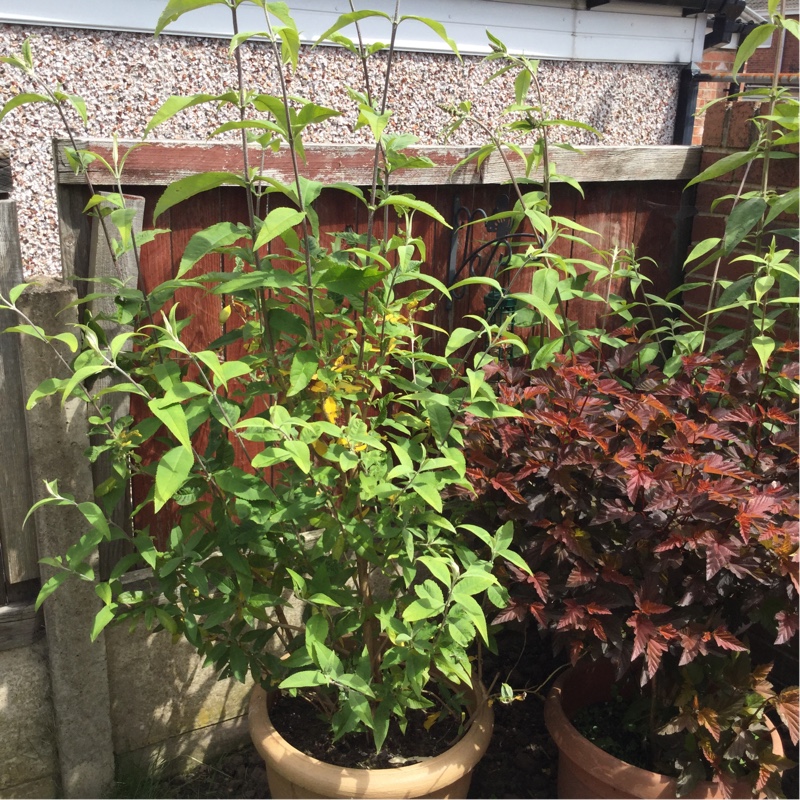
746;14;799;74
692;48;737;145
685;97;799;337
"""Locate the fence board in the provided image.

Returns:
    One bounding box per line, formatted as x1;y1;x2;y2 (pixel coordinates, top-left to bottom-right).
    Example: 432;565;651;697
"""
48;136;698;553
53;140;702;188
0;198;38;586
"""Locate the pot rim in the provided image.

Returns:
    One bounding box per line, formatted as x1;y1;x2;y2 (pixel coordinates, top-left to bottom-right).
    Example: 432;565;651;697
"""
543;665;785;799
248;682;494;797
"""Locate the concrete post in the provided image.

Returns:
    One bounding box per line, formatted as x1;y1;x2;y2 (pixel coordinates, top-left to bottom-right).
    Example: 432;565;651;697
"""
16;277;115;798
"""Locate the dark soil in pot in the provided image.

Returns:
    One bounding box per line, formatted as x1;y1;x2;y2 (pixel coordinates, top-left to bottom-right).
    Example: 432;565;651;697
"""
131;628;563;799
267;692;465;769
129;628;797;799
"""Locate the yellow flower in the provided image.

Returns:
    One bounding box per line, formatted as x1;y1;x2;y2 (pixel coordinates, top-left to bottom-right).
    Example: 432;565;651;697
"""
311;439;328;457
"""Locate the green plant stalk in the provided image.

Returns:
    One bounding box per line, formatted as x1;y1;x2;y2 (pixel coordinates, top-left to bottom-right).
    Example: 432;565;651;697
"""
357;0;401;372
700;160;753;352
260;4;319;342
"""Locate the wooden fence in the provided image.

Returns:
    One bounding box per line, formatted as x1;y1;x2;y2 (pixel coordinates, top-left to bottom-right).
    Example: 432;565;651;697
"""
0;139;702;622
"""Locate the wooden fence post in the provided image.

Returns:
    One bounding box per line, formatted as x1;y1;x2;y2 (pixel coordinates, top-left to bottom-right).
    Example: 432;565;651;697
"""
0;146;39;601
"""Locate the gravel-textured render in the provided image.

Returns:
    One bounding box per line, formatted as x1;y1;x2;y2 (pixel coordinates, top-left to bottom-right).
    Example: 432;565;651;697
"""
0;24;680;278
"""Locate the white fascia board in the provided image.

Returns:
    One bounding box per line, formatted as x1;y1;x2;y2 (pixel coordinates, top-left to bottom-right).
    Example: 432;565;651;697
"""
0;0;706;64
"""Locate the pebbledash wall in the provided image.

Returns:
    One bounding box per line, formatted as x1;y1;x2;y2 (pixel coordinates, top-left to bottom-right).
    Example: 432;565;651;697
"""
0;0;712;279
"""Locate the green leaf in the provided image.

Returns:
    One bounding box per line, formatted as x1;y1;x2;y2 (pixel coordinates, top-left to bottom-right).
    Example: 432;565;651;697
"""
315;9;391;45
379;195;450;227
685;237;722;264
723;197;767;255
686;151;756;187
76;501;111;543
147;398;193;452
514;68;531;105
450;276;502;293
403;580;445;622
95;583;112;606
451;592;489;644
154;445;194;512
287;350;318;397
410;479;443;513
356;107;392;142
178;222;250;277
733;24;777;78
454;569;496;597
35;572;72;611
509;291;562;332
284;440;311;474
145;93;222;134
401;15;460;58
417;555;452;588
754;275;775;302
752;335;775;371
155;0;230;36
425;401;451;446
714;275;754;309
90;605;117;642
318;263;383;296
253;207;305;252
278;670;328;689
445;327;479;357
0;93;52;123
153;172;246;222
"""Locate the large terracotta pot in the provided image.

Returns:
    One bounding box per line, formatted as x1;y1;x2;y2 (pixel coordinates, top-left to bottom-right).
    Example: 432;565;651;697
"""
544;660;784;799
248;683;494;799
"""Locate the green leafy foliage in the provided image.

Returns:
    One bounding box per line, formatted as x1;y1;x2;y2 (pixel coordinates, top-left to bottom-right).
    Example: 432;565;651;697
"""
0;0;528;755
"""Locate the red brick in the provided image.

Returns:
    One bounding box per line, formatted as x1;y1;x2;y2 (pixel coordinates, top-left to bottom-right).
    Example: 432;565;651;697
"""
727;101;758;149
690;214;726;244
695;183;736;216
701;102;728;148
699;150;741;183
746;152;799;189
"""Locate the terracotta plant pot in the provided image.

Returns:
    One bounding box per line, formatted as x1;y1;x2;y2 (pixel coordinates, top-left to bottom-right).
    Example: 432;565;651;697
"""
544;660;784;799
248;683;494;799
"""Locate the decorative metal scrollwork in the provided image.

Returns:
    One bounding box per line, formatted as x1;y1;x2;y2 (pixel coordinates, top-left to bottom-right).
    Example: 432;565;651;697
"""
445;191;540;322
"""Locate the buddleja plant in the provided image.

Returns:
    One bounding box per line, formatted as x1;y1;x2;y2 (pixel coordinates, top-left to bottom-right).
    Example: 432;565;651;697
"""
0;0;532;752
613;0;799;378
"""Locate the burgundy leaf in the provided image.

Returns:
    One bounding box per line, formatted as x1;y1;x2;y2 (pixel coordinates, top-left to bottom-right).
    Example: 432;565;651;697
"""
699;453;753;481
646;636;669;679
492;604;528;625
529;602;547;627
710;627;747;652
566;560;597;588
775;687;799;746
490;473;525;504
775;610;798;645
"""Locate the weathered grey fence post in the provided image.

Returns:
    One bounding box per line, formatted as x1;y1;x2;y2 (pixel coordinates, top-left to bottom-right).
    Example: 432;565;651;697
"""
17;278;116;798
0;148;38;595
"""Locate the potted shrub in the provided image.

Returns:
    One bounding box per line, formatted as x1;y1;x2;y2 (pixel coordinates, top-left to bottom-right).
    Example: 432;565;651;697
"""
461;348;798;797
457;7;799;796
0;2;535;797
